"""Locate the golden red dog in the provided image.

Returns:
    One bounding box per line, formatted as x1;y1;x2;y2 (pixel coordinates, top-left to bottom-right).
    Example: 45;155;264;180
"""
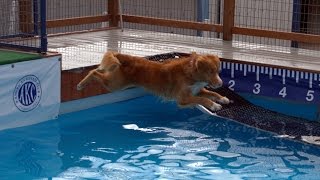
77;52;230;111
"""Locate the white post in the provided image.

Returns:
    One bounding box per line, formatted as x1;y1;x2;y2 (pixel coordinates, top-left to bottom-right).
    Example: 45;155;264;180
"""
118;0;124;32
9;0;17;34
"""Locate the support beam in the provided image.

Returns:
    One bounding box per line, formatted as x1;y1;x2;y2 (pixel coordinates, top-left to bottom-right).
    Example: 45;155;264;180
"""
121;15;223;32
223;0;235;41
47;15;110;28
233;27;320;44
108;0;119;27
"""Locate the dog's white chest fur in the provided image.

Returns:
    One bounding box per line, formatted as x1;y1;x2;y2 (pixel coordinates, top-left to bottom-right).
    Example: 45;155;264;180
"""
190;82;208;95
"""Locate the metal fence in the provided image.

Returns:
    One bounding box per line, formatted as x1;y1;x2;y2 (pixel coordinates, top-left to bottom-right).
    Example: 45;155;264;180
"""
53;0;319;50
47;0;108;34
233;0;320;50
121;0;223;42
0;0;47;52
119;0;320;50
1;0;319;53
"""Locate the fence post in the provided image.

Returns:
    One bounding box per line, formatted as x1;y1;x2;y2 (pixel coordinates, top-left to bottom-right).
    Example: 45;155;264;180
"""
19;0;33;33
223;0;235;41
33;0;39;35
108;0;119;27
40;0;47;53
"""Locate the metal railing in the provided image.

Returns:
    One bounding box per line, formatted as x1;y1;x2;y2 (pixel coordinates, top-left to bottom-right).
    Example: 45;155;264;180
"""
1;0;319;53
0;0;47;53
47;0;320;50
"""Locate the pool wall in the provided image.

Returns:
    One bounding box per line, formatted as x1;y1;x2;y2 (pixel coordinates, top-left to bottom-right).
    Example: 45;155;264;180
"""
61;57;320;122
220;58;320;121
61;65;107;102
1;51;320;132
0;53;61;131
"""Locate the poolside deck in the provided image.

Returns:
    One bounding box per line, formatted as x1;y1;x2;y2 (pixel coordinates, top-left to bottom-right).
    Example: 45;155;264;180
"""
48;29;320;72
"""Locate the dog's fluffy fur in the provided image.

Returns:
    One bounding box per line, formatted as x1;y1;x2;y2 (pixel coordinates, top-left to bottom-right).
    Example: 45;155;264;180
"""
77;52;230;111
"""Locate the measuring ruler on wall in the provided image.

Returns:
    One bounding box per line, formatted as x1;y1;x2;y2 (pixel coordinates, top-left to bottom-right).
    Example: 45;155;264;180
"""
220;60;320;104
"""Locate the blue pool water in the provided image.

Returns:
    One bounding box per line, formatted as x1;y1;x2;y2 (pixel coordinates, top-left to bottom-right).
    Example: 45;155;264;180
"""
1;95;320;179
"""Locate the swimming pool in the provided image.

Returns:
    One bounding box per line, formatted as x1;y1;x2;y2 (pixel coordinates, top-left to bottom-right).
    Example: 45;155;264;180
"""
1;95;320;179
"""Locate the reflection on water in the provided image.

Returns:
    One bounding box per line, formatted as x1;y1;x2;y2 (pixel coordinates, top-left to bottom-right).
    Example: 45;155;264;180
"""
0;95;320;179
0;119;62;180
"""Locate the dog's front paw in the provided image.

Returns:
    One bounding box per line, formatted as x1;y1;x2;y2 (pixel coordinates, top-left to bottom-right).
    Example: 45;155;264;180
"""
76;83;83;91
218;96;230;104
209;102;222;111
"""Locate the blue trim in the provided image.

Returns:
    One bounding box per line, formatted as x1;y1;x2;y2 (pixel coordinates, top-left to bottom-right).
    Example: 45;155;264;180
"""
196;0;209;36
40;0;47;53
291;0;301;48
241;93;320;121
220;60;320;121
220;61;320;105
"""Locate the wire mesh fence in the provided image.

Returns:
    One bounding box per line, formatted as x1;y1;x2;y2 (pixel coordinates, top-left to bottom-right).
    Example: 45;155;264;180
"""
231;0;320;53
233;0;293;48
44;0;320;50
0;0;47;52
120;0;320;52
47;0;108;34
1;0;319;54
297;0;320;50
122;0;223;41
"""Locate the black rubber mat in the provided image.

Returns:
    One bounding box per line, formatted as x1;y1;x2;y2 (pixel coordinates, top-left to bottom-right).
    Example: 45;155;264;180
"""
145;52;320;146
145;52;190;62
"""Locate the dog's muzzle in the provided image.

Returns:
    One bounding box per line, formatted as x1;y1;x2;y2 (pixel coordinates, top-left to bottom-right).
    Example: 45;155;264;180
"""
209;77;223;89
209;84;222;89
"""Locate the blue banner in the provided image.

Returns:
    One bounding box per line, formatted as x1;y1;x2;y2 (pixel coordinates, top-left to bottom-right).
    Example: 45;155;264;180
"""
220;61;320;104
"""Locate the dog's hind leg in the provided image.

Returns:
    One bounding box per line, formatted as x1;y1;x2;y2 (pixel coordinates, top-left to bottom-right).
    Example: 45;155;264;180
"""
77;69;108;90
197;88;230;104
178;94;222;111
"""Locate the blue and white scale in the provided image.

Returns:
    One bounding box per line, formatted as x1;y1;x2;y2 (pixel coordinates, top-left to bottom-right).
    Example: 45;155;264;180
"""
220;60;320;104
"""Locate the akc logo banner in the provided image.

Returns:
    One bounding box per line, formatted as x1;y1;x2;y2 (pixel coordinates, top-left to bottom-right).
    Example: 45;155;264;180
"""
13;75;42;112
0;56;61;131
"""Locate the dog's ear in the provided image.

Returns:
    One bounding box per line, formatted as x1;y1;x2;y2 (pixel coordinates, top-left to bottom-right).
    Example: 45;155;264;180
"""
191;52;208;70
195;58;208;71
206;54;220;71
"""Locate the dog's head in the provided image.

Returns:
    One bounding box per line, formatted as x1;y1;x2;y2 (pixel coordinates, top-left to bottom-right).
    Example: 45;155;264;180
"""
191;52;223;89
98;51;121;73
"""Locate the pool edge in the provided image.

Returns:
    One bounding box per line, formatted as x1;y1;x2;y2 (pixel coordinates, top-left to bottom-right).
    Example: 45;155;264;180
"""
59;87;148;115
